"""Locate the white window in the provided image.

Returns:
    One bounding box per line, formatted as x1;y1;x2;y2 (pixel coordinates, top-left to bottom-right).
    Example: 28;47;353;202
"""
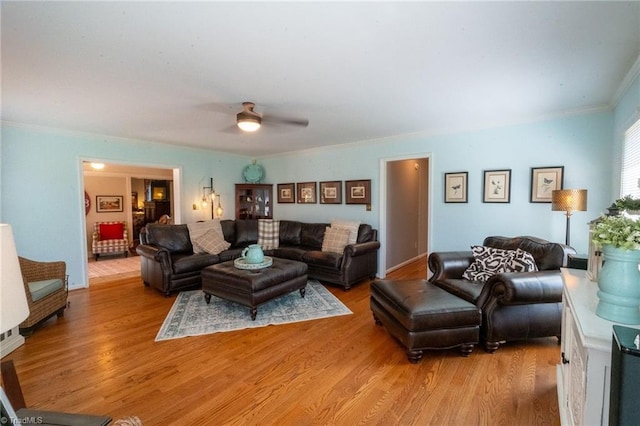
621;118;640;198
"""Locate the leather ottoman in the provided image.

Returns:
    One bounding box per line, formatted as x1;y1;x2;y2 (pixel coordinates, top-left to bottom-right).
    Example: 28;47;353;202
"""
370;279;481;363
201;258;308;320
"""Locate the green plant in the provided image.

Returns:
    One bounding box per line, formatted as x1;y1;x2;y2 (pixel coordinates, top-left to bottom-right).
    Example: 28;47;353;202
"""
614;195;640;211
592;214;640;250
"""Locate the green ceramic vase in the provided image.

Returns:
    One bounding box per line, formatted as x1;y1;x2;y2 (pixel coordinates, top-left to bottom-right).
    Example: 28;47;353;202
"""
596;245;640;324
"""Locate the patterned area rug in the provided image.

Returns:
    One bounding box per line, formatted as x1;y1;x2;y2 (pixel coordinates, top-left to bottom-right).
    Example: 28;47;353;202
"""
155;280;352;341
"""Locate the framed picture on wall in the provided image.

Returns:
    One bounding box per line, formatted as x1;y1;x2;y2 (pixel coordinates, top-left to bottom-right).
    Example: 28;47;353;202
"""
277;183;295;203
319;181;342;204
296;182;317;204
96;195;124;212
444;172;468;203
345;179;371;205
530;166;564;203
483;170;511;203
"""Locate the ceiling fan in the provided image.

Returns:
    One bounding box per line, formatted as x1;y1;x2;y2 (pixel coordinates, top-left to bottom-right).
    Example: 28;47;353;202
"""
236;102;309;132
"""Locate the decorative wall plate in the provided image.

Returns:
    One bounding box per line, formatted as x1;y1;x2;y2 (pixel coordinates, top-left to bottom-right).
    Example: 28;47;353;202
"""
84;191;91;215
243;162;264;183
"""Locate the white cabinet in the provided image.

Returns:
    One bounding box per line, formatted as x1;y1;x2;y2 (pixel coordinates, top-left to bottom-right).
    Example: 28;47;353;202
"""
557;268;640;426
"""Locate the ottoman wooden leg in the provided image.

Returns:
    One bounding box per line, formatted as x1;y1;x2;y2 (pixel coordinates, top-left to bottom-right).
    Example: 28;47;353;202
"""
407;350;424;364
300;287;306;298
204;293;211;304
250;307;258;321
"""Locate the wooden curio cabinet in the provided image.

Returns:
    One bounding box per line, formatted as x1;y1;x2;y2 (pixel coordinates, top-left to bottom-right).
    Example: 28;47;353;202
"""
235;184;273;220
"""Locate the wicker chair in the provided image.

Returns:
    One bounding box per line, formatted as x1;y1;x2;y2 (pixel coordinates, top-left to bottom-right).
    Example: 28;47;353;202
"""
92;221;129;260
18;256;68;337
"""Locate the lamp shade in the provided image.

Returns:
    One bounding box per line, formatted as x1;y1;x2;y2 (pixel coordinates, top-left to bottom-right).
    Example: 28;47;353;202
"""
552;189;588;213
0;224;29;333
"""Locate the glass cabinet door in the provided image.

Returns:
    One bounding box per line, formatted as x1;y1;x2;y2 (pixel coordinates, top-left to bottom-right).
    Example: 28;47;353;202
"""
235;184;273;219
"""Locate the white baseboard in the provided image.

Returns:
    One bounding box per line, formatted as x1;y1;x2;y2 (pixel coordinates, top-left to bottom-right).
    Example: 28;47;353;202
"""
0;327;25;358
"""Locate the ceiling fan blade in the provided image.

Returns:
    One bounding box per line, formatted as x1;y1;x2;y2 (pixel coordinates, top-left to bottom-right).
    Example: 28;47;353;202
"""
220;124;243;134
263;115;309;127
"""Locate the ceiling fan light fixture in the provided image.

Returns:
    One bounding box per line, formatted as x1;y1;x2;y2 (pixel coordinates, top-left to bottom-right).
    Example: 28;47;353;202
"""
237;114;261;132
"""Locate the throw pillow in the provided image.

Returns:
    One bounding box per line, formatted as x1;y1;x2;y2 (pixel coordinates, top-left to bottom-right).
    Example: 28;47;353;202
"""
321;226;351;254
192;228;230;255
462;245;519;282
258;219;280;250
510;248;539;272
331;219;360;245
187;220;223;251
99;222;124;240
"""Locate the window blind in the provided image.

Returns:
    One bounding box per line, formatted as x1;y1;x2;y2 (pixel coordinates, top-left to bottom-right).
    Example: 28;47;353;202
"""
621;118;640;198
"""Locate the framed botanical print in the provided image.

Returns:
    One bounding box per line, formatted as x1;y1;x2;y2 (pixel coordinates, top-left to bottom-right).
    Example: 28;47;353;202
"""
277;183;295;203
483;170;511;203
444;172;468;203
320;181;342;204
530;166;564;203
345;179;371;204
296;182;317;204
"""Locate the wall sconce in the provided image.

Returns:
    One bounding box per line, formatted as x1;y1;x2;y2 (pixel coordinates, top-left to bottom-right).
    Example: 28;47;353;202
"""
552;189;588;246
215;194;224;218
201;178;224;219
202;178;215;219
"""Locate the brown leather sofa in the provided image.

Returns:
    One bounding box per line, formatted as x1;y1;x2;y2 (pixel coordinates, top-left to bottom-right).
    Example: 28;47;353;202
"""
137;219;380;296
427;236;575;352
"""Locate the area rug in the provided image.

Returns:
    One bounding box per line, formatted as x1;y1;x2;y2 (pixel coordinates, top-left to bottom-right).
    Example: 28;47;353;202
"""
155;280;352;341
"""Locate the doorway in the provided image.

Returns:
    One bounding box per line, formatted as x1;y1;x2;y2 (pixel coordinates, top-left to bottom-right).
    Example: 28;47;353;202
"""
82;161;179;284
378;154;430;277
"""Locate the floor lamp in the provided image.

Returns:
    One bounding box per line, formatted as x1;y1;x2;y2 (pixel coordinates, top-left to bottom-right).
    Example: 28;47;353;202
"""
552;189;588;247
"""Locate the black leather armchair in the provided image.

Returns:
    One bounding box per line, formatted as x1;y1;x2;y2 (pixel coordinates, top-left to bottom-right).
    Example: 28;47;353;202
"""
428;236;575;352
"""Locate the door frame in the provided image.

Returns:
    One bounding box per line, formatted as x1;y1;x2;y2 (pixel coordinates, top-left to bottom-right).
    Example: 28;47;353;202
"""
378;152;432;278
79;158;181;286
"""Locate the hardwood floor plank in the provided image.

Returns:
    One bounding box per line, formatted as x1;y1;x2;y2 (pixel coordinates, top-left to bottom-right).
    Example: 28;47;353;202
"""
2;258;560;425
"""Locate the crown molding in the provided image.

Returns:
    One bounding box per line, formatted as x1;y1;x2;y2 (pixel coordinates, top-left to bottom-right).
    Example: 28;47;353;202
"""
612;53;640;107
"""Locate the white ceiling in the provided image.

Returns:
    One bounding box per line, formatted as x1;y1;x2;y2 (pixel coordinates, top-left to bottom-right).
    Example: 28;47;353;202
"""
2;1;640;157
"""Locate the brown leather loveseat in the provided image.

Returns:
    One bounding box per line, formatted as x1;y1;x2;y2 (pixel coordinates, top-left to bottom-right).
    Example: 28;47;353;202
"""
137;219;380;296
427;236;575;352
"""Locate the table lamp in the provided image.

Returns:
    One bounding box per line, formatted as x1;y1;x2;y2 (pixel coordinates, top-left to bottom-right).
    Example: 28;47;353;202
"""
0;224;30;353
552;189;588;246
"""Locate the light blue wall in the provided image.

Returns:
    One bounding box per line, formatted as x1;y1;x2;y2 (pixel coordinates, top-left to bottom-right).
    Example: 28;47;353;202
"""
261;111;613;255
0;124;246;289
0;110;615;288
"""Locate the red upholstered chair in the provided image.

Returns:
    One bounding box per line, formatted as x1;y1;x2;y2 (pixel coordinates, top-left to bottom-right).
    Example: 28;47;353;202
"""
92;221;129;260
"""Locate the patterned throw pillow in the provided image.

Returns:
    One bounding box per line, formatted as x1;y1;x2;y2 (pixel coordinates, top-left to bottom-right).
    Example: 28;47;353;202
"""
510;248;539;272
187;220;223;251
321;226;351;254
330;219;360;245
462;245;517;282
258;219;280;250
463;245;538;282
192;228;230;254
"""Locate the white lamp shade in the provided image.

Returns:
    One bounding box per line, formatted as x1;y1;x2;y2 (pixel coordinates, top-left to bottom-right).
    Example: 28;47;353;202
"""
0;224;29;333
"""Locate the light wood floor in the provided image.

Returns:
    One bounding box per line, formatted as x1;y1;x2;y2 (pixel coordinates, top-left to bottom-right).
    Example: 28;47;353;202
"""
5;257;561;425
